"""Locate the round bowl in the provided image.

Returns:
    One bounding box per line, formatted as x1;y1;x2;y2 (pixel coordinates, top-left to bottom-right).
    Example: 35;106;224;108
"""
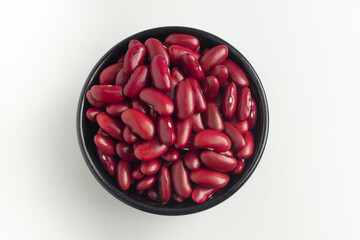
77;26;269;215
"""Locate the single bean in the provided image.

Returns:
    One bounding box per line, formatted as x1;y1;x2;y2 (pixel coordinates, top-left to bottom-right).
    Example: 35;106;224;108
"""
233;159;245;174
185;77;207;113
156;116;175;146
181;54;205;81
86;108;102;122
174;118;192;149
237;87;252;121
115;68;129;86
96;112;124;140
166;77;181;102
200;48;210;58
131;165;144;180
223;59;249;87
191;113;205;133
200;150;237;172
139;88;174;116
203;102;224;131
128;39;142;48
145;38;170;66
150;55;171;91
158;166;172;202
131;98;148;114
222;82;238;119
209;64;229;85
116;160;131;190
200;45;228;73
171;160;192;198
236;131;254;159
91;85;125;104
140;159;162;175
94;133;115;156
115;142;137;161
136;175;157;191
191;185;218;203
223;121;245;150
99;62;123;85
105;100;131;117
97;128;112;139
122;125;138;143
123;65;149;97
161;147;179;162
193;129;231;152
230;118;249;133
203;76;220;101
134;137;169;161
97;148;116;176
86;90;105;108
190;168;230;188
184;151;201;170
147;188;161;201
121;109;155;141
165;34;200;51
248;98;257;130
123;44;146;75
172;191;185;203
168;45;200;65
170;67;186;81
175;81;195;120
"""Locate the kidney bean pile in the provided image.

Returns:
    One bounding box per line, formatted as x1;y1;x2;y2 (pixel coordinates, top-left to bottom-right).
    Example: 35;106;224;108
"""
85;34;257;204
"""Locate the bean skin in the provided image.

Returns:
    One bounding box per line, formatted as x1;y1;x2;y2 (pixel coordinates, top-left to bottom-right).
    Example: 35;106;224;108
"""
191;113;205;133
145;38;170;66
223;59;249;87
86;108;102;122
158;166;172;202
140;159;162;175
184;151;201;170
122;125;138;143
203;76;220;101
209;64;229;85
171;160;192;198
185;78;207;113
166;76;181;102
150;55;171;91
172;191;185;203
236;131;254;159
174;119;192;149
94;133;115;156
128;39;142;48
139;88;174;116
181;54;205;81
193;129;231;152
123;65;149;98
223;121;245;150
237;87;252;121
131;166;144;180
121;109;155;141
131;98;148;114
96;112;124;141
165;34;200;51
116;160;131;190
115;142;137;161
123;44;146;75
170;67;186;81
105;100;131;118
200;150;237;172
147;188;161;201
248;98;257;130
168;45;201;65
99;62;123;85
175;81;195;120
86;90;105;108
200;45;228;73
134;137;169;161
97;148;116;176
115;68;129;86
91;85;126;104
233;159;245;174
161;147;180;162
190;168;230;188
222;82;238;119
157;116;175;146
136;175;157;191
230;118;249;133
203;102;224;131
192;185;218;203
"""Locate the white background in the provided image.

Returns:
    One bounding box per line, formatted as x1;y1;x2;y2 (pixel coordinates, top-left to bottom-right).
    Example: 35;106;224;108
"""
1;0;359;239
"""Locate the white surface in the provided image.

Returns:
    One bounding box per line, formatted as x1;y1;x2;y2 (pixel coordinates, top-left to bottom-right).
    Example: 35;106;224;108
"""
1;0;359;239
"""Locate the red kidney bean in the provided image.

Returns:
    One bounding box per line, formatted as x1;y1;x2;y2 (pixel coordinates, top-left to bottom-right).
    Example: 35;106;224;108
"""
165;77;181;102
97;128;112;139
170;67;186;81
168;45;200;65
191;113;205;133
175;81;195;120
237;87;252;121
96;112;124;140
115;68;129;86
193;129;231;152
223;121;245;150
248;98;257;130
156;116;175;146
181;54;205;81
222;82;238;119
131;98;148;114
203;102;224;131
150;55;171;91
203;76;220;101
233;159;245;174
158;166;171;202
121;109;155;141
139;88;174;116
128;39;142;48
200;48;210;58
184;151;201;170
174;118;192;149
99;62;123;85
117;55;125;63
132;139;143;149
91;85;125;104
223;59;249;87
86;90;105;108
230;118;249;133
140;158;161;175
209;64;229;85
115;142;137;161
172;191;185;203
165;34;200;51
134;137;169;161
131;165;144;180
123;65;149;98
97;148;116;176
105;100;131;117
86;108;102;122
116;160;131;190
171;160;192;198
200;45;228;73
123;44;146;75
185;78;207;113
161;147;179;162
190;168;230;188
222;150;234;157
236;131;254;159
94;133;115;156
192;185;218;203
144;38;170;66
147;188;161;201
123;125;138;143
136;175;157;191
148;107;158;123
200;150;237;172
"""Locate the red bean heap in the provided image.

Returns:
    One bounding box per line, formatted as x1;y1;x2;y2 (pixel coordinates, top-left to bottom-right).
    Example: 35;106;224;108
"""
85;34;257;204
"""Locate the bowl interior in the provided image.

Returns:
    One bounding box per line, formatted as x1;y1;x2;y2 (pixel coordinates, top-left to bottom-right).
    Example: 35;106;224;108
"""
77;26;269;215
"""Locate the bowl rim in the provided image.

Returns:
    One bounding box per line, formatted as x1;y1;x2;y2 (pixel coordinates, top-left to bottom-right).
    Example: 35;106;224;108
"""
77;26;269;215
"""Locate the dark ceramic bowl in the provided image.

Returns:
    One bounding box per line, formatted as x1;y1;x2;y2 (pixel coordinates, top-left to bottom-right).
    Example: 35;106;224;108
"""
77;26;269;215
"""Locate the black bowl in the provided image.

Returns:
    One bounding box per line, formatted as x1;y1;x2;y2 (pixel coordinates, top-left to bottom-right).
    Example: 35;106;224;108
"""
77;26;269;215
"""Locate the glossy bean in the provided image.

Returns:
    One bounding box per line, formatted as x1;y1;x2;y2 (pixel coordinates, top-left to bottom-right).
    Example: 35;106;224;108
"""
86;90;105;108
145;38;170;66
185;78;207;113
123;65;149;97
134;137;169;161
175;81;195;120
209;64;229;85
147;188;161;201
171;160;192;198
131;165;144;180
181;54;205;81
222;82;238;119
200;150;237;172
174;118;192;149
150;55;171;91
158;166;171;202
99;62;123;85
140;159;161;175
122;125;138;143
105;100;131;117
223;59;249;87
202;76;220;101
170;67;186;81
97;148;116;176
200;45;228;73
156;116;175;146
139;88;174;116
190;169;230;188
233;159;245;174
161;147;179;162
97;128;112;139
165;34;200;51
192;185;218;203
191;113;205;133
223;121;245;150
86;108;102;122
165;77;180;102
203;102;224;131
200;48;210;58
115;68;129;86
115;142;137;161
96;112;124;140
121;109;155;141
123;44;146;75
116;160;131;190
91;85;125;104
172;192;185;203
94;133;115;156
237;87;252;121
184;151;201;170
168;45;200;65
128;39;142;48
248;98;257;130
149;107;158;123
136;175;157;191
230;118;249;133
222;150;234;157
131;98;148;114
236;131;254;159
193;129;231;152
